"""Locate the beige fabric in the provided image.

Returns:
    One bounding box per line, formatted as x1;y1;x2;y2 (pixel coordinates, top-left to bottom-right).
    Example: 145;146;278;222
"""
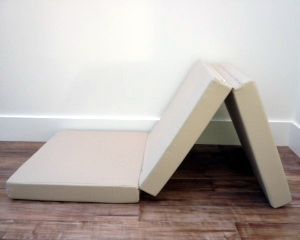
7;130;147;203
7;61;290;207
139;62;232;195
217;64;291;208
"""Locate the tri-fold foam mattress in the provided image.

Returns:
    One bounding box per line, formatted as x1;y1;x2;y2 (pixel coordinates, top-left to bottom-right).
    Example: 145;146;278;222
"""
6;62;291;207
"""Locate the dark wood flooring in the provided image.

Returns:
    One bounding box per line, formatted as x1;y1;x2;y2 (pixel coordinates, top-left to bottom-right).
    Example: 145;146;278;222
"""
0;142;300;239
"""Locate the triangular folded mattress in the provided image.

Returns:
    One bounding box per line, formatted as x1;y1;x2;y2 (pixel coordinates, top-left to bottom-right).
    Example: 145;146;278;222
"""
6;61;291;207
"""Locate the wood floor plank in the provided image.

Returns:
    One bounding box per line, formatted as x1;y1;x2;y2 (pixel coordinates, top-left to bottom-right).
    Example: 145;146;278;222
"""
0;220;240;240
0;142;299;239
140;204;300;224
0;142;43;158
0;156;26;180
141;190;269;207
236;223;300;240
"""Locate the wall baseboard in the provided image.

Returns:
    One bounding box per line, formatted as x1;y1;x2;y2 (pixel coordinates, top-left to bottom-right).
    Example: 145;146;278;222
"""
196;120;291;146
289;122;300;157
0;115;158;142
0;115;293;146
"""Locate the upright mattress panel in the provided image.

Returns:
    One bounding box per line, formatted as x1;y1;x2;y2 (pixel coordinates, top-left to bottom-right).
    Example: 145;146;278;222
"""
216;63;291;208
139;62;232;195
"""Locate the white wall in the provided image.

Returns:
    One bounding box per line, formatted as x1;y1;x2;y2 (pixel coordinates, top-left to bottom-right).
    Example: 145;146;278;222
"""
290;99;300;156
294;60;300;126
289;48;300;155
0;0;299;145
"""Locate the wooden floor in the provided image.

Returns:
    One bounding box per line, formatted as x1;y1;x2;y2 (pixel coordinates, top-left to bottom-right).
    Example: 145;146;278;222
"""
0;143;300;240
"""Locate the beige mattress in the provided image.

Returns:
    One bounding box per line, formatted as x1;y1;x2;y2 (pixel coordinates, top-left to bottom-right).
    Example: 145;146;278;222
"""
7;131;147;203
214;63;291;208
7;61;231;203
6;61;291;207
139;62;232;195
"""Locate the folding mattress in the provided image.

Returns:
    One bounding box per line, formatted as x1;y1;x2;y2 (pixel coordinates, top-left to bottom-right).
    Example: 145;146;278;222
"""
7;131;147;203
6;61;291;207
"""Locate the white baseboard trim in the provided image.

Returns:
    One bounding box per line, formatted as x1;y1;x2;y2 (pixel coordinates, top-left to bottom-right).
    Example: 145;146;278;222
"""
289;122;300;157
0;114;159;141
196;119;291;146
0;115;292;147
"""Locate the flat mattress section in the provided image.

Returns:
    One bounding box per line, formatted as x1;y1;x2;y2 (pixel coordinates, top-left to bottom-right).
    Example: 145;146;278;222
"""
7;130;148;203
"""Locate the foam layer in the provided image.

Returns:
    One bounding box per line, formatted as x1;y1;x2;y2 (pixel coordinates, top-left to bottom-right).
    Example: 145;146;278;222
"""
139;62;232;195
7;130;147;203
